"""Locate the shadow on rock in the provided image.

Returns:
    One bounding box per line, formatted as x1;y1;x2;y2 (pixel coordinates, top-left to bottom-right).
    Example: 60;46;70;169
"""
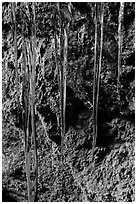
2;188;18;202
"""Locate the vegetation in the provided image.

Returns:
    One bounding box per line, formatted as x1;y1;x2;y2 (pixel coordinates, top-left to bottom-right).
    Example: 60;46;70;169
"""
2;2;135;202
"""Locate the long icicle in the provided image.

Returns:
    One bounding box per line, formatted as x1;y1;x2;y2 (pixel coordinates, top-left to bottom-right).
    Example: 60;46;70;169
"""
63;27;67;144
12;2;19;122
92;2;98;150
53;6;60;129
95;3;104;148
117;2;124;98
31;2;38;201
57;2;65;200
21;3;32;201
